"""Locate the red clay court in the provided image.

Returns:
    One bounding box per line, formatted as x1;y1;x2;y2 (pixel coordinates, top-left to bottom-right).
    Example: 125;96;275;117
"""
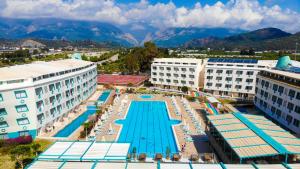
98;74;149;86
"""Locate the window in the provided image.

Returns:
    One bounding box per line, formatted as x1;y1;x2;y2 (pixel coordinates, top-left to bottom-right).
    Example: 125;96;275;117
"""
286;115;293;124
207;76;213;80
159;67;164;70
295;106;300;114
174;68;179;71
14;90;27;99
174;74;179;77
226;70;233;74
0;94;3;102
216;77;222;81
152;78;157;81
181;74;186;78
225;84;232;88
246;79;253;83
288;89;296;98
297;92;300;100
189;81;194;85
181;80;186;84
287;103;294;112
235;85;242;89
153;66;157;70
166;79;171;83
189;68;195;72
246;86;253;90
15;105;29;113
207;69;213;73
0;121;8;128
166;67;171;71
236;78;242;82
236;71;243;75
273;84;278;92
181;68;187;71
293;119;300;127
216;70;223;74
189;75;195;78
277;98;283;106
19;131;29;137
225;77;232;81
173;80;178;83
272;95;277;102
271;106;276;114
0;108;7;116
166;73;171;77
17;118;30;125
246;71;254;76
0;133;8;140
278;86;284;94
216;83;222;87
206;83;213;87
159;73;164;76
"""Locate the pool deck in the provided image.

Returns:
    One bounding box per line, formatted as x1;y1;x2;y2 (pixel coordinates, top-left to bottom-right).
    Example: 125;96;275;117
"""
38;90;102;139
95;94;212;159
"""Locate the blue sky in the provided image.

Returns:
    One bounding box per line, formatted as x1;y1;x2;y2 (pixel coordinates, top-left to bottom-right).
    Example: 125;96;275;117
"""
116;0;300;11
0;0;300;32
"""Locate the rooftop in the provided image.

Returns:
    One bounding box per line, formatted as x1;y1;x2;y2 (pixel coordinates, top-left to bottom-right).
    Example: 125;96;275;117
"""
27;160;300;169
207;113;300;159
153;58;203;64
208;58;258;64
0;59;93;81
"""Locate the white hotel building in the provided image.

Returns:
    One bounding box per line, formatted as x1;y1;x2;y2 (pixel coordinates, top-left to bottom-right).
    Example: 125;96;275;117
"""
0;59;97;139
204;58;276;100
254;59;300;136
150;58;205;90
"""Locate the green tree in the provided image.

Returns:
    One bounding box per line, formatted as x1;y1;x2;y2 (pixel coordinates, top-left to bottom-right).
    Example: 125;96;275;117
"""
10;145;32;169
181;86;189;93
31;143;41;156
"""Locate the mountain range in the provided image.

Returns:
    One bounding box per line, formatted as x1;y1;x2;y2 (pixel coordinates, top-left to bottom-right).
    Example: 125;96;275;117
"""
0;17;299;50
184;28;300;50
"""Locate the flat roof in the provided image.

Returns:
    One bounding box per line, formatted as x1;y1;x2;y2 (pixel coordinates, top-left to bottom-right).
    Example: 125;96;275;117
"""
207;113;300;159
38;141;130;161
153;58;203;64
208;58;258;64
27;161;298;169
0;59;93;81
262;68;300;80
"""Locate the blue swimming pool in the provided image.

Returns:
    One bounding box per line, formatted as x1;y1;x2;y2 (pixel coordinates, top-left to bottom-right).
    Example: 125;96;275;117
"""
139;94;153;99
54;106;96;137
116;101;180;157
98;90;111;103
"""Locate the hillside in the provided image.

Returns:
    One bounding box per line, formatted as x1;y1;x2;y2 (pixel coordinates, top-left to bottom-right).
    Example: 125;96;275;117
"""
184;28;298;50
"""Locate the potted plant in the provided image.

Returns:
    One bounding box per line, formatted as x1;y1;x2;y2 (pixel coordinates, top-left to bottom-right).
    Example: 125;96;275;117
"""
138;153;146;161
155;153;162;161
172;154;181;161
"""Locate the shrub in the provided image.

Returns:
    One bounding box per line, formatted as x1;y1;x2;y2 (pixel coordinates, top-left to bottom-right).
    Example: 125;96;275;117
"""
138;153;146;161
4;136;33;145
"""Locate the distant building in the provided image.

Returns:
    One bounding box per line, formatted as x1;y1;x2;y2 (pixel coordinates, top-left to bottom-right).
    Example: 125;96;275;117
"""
21;39;46;49
150;58;205;90
204;58;276;100
254;56;300;136
0;59;97;139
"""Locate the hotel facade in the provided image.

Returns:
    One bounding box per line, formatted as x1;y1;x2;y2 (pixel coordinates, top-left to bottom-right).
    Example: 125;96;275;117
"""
150;58;205;90
254;59;300;136
0;59;97;139
204;58;276;100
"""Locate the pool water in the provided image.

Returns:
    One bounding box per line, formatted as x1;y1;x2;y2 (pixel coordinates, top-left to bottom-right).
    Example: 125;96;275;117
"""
54;106;96;137
116;101;180;157
98;90;111;103
139;94;153;99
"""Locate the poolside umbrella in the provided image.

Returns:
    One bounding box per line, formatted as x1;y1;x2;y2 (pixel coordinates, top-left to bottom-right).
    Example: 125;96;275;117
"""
183;119;186;127
101;136;106;142
109;123;113;132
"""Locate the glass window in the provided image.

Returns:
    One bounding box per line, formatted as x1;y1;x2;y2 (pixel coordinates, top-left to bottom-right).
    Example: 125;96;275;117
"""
246;79;253;83
236;71;243;75
246;86;253;90
207;76;213;80
0;108;7;116
15;105;29;113
235;85;242;89
216;70;223;74
0;121;8;128
0;94;3;102
216;83;222;87
296;92;300;100
14;90;27;99
295;106;300;114
288;89;296;98
273;84;278;91
236;78;242;82
216;77;222;81
246;71;254;75
189;75;195;78
226;70;233;74
225;84;232;88
225;77;232;81
206;83;212;87
287;103;294;111
16;118;30;125
19;131;29;137
0;133;8;140
278;86;284;94
293;119;300;127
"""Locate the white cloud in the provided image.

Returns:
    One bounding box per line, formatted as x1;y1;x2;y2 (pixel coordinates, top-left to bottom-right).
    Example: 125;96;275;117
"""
0;0;299;32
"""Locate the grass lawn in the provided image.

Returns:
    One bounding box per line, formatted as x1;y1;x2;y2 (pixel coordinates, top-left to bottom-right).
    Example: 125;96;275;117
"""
0;139;53;169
